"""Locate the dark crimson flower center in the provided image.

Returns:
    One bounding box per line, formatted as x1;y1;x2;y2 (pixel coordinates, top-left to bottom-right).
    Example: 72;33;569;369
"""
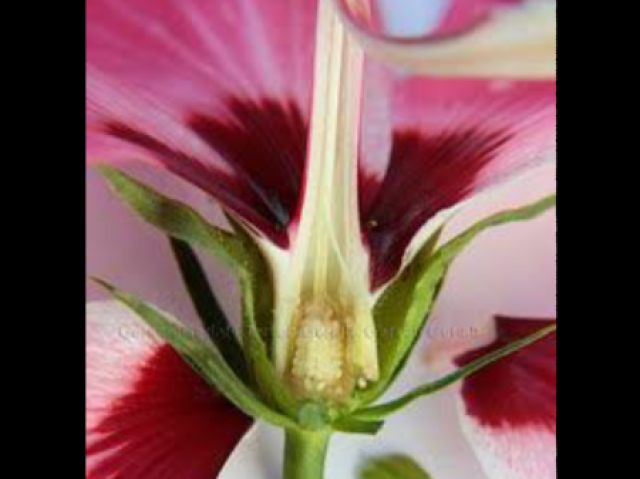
105;97;308;248
362;129;512;288
188;98;307;231
105;97;510;289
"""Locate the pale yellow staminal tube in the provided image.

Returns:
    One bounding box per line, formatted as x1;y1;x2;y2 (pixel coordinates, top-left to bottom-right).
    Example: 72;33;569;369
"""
267;0;378;403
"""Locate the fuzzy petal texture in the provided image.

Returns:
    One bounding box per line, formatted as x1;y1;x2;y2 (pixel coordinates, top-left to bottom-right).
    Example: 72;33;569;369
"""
86;301;252;479
455;316;557;479
87;0;318;247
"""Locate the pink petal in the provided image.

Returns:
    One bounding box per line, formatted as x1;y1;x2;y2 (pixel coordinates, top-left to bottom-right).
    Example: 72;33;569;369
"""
361;77;556;288
86;302;252;479
87;0;318;246
454;316;557;479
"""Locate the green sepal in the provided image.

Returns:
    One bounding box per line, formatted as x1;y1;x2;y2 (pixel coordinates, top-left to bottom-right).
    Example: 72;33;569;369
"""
360;194;557;405
169;237;248;382
93;278;298;430
359;455;433;479
98;166;247;272
357;226;445;405
331;417;385;435
224;215;300;418
99;167;298;417
288;401;384;435
353;322;556;422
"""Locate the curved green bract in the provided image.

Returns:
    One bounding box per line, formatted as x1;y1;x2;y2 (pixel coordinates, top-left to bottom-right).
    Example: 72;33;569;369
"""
353;323;557;421
99;167;298;416
93;278;298;430
169;238;248;382
359;194;557;405
99;166;556;433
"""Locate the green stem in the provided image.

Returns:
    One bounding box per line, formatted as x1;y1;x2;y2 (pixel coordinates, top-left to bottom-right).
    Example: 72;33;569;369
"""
284;429;331;479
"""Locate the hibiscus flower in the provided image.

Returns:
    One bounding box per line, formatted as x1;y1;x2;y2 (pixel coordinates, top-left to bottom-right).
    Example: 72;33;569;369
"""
86;0;557;478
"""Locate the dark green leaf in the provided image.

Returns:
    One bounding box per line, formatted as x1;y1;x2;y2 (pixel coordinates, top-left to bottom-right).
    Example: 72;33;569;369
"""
169;238;248;382
360;455;432;479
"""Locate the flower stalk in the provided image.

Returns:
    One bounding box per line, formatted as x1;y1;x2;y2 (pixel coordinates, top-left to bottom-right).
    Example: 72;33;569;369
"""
284;429;332;479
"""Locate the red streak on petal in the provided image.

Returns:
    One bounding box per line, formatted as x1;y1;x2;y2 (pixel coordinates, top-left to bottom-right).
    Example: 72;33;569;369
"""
106;100;511;292
87;345;251;479
362;129;511;289
358;168;382;220
455;317;557;430
104;97;307;248
188;98;306;232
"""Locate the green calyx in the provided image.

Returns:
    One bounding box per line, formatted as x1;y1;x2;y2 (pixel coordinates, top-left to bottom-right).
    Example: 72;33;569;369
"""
97;167;375;434
97;166;556;434
356;193;557;407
